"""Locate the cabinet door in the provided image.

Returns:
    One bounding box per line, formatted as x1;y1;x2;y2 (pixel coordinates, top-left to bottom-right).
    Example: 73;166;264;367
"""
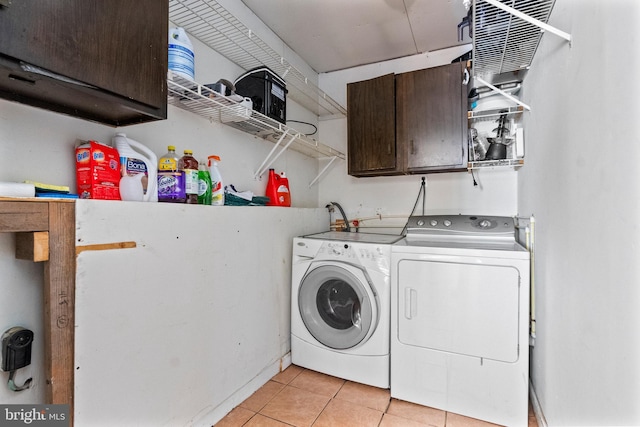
0;0;167;125
396;62;468;173
347;74;399;176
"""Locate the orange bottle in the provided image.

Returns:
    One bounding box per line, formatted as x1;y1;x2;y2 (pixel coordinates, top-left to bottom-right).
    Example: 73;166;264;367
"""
265;169;291;207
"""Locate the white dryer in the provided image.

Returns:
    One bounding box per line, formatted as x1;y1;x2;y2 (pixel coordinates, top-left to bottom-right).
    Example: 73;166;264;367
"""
291;231;401;388
391;215;530;427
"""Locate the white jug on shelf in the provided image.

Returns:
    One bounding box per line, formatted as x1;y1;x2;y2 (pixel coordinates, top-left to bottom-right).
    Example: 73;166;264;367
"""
112;133;158;202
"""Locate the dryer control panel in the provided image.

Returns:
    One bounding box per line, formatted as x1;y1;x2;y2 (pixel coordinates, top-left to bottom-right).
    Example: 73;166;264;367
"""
406;215;516;241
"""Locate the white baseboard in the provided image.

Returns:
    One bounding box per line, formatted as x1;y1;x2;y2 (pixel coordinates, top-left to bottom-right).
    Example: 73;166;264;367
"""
192;353;291;426
529;381;547;427
280;352;292;371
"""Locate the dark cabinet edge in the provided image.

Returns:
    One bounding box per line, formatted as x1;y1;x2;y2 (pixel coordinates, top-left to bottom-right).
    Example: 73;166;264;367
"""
0;54;167;127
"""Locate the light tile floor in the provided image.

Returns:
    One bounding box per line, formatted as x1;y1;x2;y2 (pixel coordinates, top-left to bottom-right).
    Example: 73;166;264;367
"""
215;365;539;427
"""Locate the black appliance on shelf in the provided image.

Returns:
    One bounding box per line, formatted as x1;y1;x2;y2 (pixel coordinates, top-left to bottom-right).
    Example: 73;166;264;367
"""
234;67;287;124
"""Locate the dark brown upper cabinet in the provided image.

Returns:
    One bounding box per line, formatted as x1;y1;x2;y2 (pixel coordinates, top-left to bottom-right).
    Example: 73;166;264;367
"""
396;62;468;173
347;73;397;176
0;0;168;126
347;62;468;177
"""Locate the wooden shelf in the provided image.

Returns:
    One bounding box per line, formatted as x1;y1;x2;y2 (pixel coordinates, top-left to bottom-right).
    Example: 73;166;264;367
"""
0;199;75;424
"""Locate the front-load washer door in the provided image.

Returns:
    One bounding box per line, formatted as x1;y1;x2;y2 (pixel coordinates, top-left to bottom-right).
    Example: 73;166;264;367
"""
298;262;378;350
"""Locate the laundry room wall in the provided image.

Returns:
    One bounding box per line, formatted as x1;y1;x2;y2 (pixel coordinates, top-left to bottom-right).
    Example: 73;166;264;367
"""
73;201;327;425
318;47;519;234
517;0;640;425
0;6;325;408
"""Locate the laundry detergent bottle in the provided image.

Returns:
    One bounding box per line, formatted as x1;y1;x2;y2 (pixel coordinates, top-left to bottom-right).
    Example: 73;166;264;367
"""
112;133;158;202
265;169;291;207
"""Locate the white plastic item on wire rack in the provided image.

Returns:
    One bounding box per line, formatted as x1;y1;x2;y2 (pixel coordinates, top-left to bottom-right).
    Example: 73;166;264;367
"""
220;97;253;123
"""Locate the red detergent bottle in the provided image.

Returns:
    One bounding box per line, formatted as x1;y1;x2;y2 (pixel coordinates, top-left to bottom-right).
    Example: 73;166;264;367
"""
266;169;291;207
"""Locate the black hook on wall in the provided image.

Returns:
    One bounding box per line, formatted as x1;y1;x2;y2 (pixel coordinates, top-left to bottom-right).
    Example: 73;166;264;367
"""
1;327;34;392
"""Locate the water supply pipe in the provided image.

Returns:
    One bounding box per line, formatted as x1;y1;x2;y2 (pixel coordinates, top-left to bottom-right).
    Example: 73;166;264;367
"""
326;202;350;232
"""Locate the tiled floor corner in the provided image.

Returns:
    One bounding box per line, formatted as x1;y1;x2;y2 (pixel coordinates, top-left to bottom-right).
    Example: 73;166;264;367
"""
215;365;539;427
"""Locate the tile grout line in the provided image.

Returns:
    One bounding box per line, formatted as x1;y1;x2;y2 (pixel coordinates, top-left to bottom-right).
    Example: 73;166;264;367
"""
310;392;332;427
310;376;346;427
242;379;289;426
227;365;535;427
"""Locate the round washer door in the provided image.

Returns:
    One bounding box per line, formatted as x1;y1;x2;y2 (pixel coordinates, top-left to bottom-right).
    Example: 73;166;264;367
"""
298;262;377;350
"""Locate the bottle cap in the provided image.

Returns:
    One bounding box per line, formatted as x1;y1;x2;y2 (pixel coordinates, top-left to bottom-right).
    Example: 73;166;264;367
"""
184;149;193;155
168;145;176;151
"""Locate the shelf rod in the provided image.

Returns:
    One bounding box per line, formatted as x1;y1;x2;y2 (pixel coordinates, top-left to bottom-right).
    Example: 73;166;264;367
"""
480;0;572;43
476;77;531;111
254;130;289;179
254;131;298;179
308;156;338;188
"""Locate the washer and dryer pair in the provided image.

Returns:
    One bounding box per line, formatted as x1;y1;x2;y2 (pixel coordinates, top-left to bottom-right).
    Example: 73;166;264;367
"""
291;217;530;426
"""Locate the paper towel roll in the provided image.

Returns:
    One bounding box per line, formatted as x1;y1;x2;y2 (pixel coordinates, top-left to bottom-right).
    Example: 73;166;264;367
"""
0;182;36;198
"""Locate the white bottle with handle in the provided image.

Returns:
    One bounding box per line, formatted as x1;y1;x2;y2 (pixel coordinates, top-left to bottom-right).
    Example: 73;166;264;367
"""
113;133;158;202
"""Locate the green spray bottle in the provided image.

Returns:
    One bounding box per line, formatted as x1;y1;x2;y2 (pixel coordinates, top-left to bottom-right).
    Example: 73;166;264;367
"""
197;160;212;205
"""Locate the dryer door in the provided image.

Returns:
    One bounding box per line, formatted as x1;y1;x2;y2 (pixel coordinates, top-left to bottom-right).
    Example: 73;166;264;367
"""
298;262;377;350
397;259;520;362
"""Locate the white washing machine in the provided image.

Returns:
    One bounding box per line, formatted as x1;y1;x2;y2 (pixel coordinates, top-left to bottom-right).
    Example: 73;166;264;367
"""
291;231;402;388
391;215;530;427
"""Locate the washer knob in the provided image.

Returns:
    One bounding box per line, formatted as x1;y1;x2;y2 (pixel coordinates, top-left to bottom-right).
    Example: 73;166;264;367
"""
416;220;425;226
430;219;438;227
443;219;452;227
479;219;492;228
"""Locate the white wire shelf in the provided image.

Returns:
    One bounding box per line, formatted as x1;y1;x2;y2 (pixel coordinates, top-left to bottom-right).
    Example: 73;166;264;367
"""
468;158;524;170
472;0;561;79
168;0;346;119
167;73;345;162
468;105;524;120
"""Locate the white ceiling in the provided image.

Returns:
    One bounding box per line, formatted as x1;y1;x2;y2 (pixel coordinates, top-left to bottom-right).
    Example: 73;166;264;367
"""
241;0;472;73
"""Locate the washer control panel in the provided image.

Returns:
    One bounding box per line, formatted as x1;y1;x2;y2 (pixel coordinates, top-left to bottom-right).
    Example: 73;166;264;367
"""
406;215;516;240
309;241;391;272
318;242;387;257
